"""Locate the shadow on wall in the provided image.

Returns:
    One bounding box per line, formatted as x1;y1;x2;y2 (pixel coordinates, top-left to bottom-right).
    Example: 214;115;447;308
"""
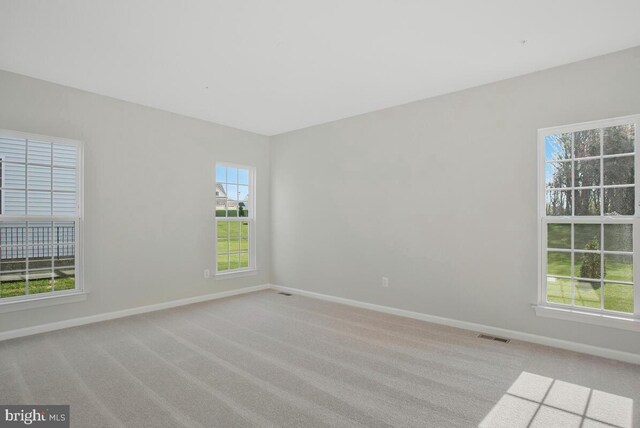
479;371;633;428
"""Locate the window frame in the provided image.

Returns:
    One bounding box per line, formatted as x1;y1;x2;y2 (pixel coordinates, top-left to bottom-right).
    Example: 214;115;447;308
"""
214;162;256;278
536;115;640;330
0;128;84;309
0;154;4;215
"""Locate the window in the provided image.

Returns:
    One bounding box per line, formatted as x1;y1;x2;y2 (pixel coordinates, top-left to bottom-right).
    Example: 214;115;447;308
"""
538;115;639;326
0;129;82;301
215;163;255;274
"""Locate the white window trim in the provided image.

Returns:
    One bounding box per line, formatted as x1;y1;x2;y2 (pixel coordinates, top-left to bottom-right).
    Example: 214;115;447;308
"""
0;129;85;310
534;114;640;330
214;162;257;278
0;154;5;215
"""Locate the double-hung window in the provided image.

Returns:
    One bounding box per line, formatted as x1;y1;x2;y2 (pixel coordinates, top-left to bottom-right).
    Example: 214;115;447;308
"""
0;129;82;302
537;115;640;328
215;163;255;275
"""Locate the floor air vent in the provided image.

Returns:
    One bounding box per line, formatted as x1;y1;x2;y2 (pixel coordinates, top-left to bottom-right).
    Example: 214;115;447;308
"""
478;334;510;343
278;292;292;296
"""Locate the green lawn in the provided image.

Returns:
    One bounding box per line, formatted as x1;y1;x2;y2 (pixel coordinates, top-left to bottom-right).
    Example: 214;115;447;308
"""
216;220;250;271
547;278;633;313
546;223;634;312
548;223;633;251
0;277;75;298
547;251;633;281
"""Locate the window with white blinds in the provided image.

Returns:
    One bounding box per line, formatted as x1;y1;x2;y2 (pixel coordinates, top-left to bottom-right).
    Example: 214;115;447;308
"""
0;129;82;301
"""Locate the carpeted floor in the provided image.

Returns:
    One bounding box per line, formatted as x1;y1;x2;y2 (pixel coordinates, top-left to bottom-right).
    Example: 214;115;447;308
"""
0;290;638;427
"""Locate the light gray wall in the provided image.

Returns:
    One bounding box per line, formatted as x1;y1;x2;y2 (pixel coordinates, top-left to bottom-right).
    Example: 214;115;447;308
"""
270;47;640;355
0;69;270;333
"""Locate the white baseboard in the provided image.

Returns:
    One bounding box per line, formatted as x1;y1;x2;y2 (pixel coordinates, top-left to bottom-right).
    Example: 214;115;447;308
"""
269;284;640;365
3;282;638;365
0;284;270;342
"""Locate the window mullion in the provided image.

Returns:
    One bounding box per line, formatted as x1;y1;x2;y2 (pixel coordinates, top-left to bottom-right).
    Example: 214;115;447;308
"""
599;129;604;311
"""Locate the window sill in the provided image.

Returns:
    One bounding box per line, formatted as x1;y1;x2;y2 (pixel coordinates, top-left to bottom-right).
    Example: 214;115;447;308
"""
215;269;257;280
533;304;640;332
0;291;88;314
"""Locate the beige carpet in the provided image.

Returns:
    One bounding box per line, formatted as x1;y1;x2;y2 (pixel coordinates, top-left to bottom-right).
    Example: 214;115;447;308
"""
0;290;638;427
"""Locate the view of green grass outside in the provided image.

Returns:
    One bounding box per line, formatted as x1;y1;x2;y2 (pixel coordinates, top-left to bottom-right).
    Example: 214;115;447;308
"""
546;223;634;313
0;277;75;298
217;220;249;271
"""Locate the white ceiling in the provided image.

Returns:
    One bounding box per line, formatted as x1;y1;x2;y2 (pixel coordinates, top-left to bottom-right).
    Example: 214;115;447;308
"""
1;1;640;136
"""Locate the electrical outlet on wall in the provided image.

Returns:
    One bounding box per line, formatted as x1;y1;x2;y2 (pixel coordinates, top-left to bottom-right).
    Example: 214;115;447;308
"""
382;277;389;287
204;269;211;278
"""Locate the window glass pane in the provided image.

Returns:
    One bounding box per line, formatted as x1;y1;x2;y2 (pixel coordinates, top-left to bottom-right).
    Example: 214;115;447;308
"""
545;134;572;161
240;236;248;251
3;163;25;189
545;190;571;216
53;167;76;191
27;141;51;165
574;159;600;187
573;129;600;158
28;271;53;295
238;202;248;218
238;184;249;218
241;222;249;237
217;254;229;271
574;280;601;308
546;277;571;305
574;224;600;250
604;254;633;283
547;224;570;249
227;168;238;184
54;245;75;269
574;251;601;279
604;283;633;313
53;268;75;291
216;183;227;217
574;189;599;216
229;221;242;237
239;252;249;268
4;190;26;215
603;156;634;186
603;124;634;155
0;222;26;247
27;191;52;215
52;143;77;168
53;192;76;216
30;251;53;269
545;162;571;189
603;187;634;216
53;245;75;268
229;237;240;252
0;272;26;298
216;166;226;183
0;138;26;163
27;165;52;190
604;224;633;252
229;253;240;269
28;222;53;247
547;251;571;276
54;222;75;244
238;168;249;185
217;238;229;255
226;184;238;217
217;221;229;238
1;256;25;273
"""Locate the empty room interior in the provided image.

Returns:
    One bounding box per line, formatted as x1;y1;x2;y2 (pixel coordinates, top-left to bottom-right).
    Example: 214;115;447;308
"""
1;1;640;427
